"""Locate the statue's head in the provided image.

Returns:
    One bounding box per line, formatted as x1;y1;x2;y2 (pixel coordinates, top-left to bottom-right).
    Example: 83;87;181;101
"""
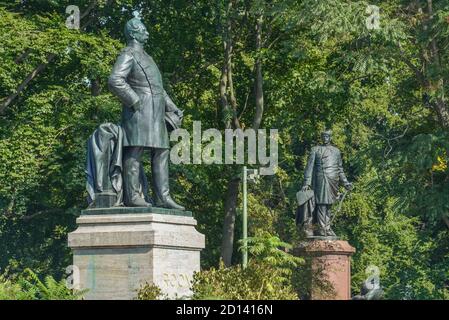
321;129;332;145
124;12;149;44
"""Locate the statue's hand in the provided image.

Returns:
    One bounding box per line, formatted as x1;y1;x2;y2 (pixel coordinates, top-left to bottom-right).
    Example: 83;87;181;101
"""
344;182;353;191
131;100;141;112
302;185;311;192
175;108;184;119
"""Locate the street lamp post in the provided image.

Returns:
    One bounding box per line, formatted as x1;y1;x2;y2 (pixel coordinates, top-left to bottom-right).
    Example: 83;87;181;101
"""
242;166;248;269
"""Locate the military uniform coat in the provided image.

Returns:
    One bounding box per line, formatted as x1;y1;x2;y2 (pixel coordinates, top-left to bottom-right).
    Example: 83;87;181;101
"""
108;41;180;149
303;145;349;205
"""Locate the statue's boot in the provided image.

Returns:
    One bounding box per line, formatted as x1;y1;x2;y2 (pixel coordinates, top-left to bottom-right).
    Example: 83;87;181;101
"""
303;224;314;238
315;227;336;237
324;208;336;237
152;148;185;211
128;197;151;207
158;195;185;211
325;228;336;237
315;204;336;237
123;147;151;207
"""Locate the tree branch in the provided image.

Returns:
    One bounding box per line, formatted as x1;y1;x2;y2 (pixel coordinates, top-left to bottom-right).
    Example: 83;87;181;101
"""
14;49;32;64
21;208;64;221
443;215;449;230
0;0;106;115
397;43;428;87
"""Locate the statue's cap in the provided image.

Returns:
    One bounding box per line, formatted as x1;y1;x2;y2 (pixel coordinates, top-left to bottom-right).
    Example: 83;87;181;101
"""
321;129;332;135
132;11;141;19
124;11;145;40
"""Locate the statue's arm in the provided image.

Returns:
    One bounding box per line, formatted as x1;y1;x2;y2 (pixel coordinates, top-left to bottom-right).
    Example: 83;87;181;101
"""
164;90;183;114
108;52;140;109
303;148;316;187
338;151;351;187
164;89;184;124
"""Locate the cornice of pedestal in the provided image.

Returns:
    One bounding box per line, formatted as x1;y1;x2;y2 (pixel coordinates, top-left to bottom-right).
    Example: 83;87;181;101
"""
294;239;356;256
68;211;205;250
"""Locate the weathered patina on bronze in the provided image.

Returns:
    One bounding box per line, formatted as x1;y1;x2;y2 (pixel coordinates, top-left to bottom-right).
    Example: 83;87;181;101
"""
296;130;352;238
106;13;184;209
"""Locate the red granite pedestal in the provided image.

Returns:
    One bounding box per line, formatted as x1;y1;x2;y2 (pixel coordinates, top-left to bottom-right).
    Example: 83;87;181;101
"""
294;240;356;300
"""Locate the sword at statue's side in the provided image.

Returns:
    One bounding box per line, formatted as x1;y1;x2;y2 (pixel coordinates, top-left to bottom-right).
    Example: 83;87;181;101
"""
331;184;354;224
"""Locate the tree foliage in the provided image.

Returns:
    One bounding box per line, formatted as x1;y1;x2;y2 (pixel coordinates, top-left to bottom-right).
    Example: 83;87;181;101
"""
0;268;85;300
0;0;448;299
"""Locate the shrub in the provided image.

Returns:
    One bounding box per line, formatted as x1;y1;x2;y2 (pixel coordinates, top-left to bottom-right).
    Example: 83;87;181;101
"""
192;232;303;300
191;261;298;300
0;276;35;300
0;268;86;300
136;282;166;300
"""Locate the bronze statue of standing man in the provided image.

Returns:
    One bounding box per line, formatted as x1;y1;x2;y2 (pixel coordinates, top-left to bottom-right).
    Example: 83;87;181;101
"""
108;13;184;210
296;130;352;238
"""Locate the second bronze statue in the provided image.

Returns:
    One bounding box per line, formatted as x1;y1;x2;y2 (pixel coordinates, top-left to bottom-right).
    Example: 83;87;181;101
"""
296;130;352;238
108;14;184;210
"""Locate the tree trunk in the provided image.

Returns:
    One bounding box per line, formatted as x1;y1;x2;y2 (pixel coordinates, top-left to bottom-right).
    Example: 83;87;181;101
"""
91;77;101;96
219;47;231;128
220;2;266;266
220;177;240;266
252;13;264;130
434;97;449;129
228;59;241;129
219;1;242;266
425;0;449;128
219;2;232;129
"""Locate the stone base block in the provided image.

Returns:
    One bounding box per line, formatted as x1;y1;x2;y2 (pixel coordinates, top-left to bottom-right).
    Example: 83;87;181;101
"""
68;208;205;300
294;240;355;300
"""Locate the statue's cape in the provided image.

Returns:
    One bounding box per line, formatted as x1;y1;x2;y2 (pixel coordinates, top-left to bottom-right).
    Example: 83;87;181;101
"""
296;189;314;206
86;123;152;207
86;123;124;206
295;190;316;226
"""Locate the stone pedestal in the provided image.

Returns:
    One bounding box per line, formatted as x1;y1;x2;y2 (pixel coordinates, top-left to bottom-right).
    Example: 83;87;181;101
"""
294;240;355;300
68;207;205;300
